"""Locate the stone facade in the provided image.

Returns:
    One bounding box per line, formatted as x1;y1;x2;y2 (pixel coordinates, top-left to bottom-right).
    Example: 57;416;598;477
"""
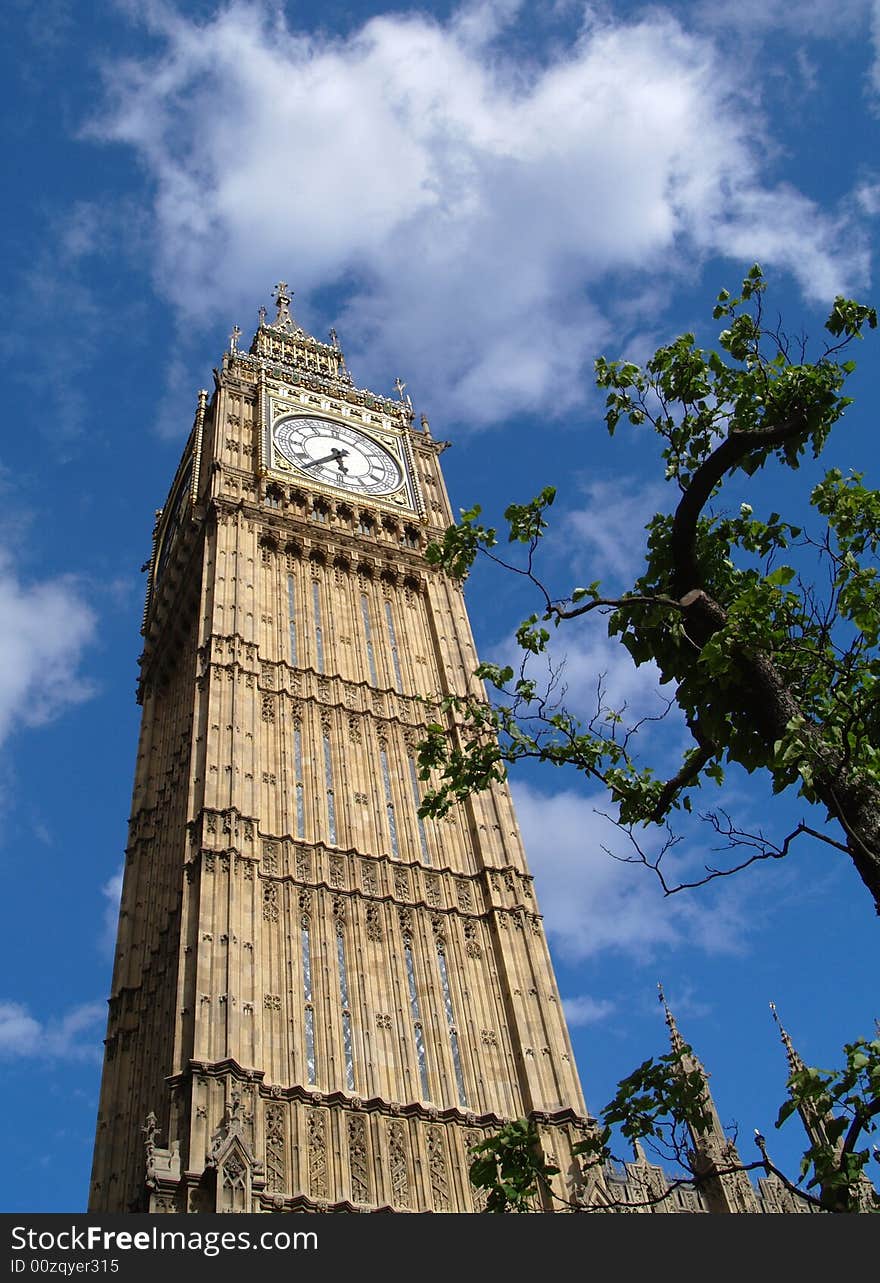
89;287;593;1214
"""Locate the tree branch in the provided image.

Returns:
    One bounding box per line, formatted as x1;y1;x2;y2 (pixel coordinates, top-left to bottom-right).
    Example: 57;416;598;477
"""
671;412;808;599
600;813;850;897
649;731;718;822
842;1096;880;1161
550;593;685;621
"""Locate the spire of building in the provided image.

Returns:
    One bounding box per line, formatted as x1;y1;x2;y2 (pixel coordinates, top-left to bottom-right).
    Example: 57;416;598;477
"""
769;1001;807;1077
658;983;759;1213
768;1002;879;1211
657;983;687;1058
769;1001;834;1153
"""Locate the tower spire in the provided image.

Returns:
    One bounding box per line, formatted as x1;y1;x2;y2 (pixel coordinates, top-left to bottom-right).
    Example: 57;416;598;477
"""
768;1001;878;1210
657;983;758;1213
769;1001;835;1153
769;1001;807;1077
658;983;686;1057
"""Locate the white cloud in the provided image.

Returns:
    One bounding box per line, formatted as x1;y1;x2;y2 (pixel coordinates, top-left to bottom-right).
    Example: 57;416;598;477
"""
0;552;97;748
564;477;667;586
489;618;670;735
543;628;665;723
711;185;863;302
87;2;871;428
855;179;880;214
100;866;124;957
513;781;754;963
0;1000;105;1063
562;993;615;1026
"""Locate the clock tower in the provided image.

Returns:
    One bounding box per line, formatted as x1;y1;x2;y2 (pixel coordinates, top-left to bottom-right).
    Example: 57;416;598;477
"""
89;284;591;1213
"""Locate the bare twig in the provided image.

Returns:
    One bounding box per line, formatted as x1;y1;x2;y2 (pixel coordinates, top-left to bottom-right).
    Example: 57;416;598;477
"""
597;812;849;897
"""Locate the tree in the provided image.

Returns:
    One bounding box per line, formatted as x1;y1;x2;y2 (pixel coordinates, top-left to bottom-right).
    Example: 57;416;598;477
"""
468;1033;880;1214
418;266;880;911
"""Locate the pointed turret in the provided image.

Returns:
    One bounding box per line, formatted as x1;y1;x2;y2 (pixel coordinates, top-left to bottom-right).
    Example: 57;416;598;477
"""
658;985;758;1213
769;1001;832;1154
769;1002;878;1211
769;1001;808;1077
658;983;687;1058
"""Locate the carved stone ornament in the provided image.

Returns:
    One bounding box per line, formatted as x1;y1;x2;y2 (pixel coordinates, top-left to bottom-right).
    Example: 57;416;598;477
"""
265;1102;286;1195
388;1120;409;1208
427;1126;450;1211
366;904;382;941
348;1114;369;1203
307;1109;328;1199
262;882;279;922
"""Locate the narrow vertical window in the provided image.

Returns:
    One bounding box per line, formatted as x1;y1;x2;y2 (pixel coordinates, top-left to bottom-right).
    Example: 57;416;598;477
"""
360;593;378;685
379;747;398;857
404;940;430;1100
287;575;298;666
384;600;403;692
312;581;324;673
302;921;316;1084
293;724;305;840
323;730;337;845
408;757;430;865
337;933;356;1092
437;948;467;1107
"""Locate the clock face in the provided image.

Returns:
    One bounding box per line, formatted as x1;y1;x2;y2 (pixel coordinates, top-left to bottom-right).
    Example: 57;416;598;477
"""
273;415;403;496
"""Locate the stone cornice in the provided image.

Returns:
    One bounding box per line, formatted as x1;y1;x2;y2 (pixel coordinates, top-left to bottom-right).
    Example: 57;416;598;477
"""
170;1058;594;1133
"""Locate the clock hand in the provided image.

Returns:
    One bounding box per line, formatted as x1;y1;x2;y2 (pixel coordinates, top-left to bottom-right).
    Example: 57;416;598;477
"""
303;448;350;469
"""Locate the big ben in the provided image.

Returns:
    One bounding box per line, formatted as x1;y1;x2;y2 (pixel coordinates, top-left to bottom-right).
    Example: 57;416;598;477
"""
89;283;591;1213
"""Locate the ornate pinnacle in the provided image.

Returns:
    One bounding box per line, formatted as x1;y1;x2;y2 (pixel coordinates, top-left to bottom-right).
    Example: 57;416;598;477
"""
272;282;294;330
658;983;686;1056
769;1001;806;1075
394;375;412;408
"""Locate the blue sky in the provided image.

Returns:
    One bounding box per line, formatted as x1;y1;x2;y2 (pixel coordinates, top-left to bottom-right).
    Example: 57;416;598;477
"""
2;0;879;1212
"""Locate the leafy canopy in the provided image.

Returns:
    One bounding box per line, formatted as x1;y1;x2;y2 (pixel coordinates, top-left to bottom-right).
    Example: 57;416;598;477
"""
419;266;880;907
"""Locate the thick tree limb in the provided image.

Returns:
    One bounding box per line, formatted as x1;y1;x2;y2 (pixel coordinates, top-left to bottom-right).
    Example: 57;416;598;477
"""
670;412;808;599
